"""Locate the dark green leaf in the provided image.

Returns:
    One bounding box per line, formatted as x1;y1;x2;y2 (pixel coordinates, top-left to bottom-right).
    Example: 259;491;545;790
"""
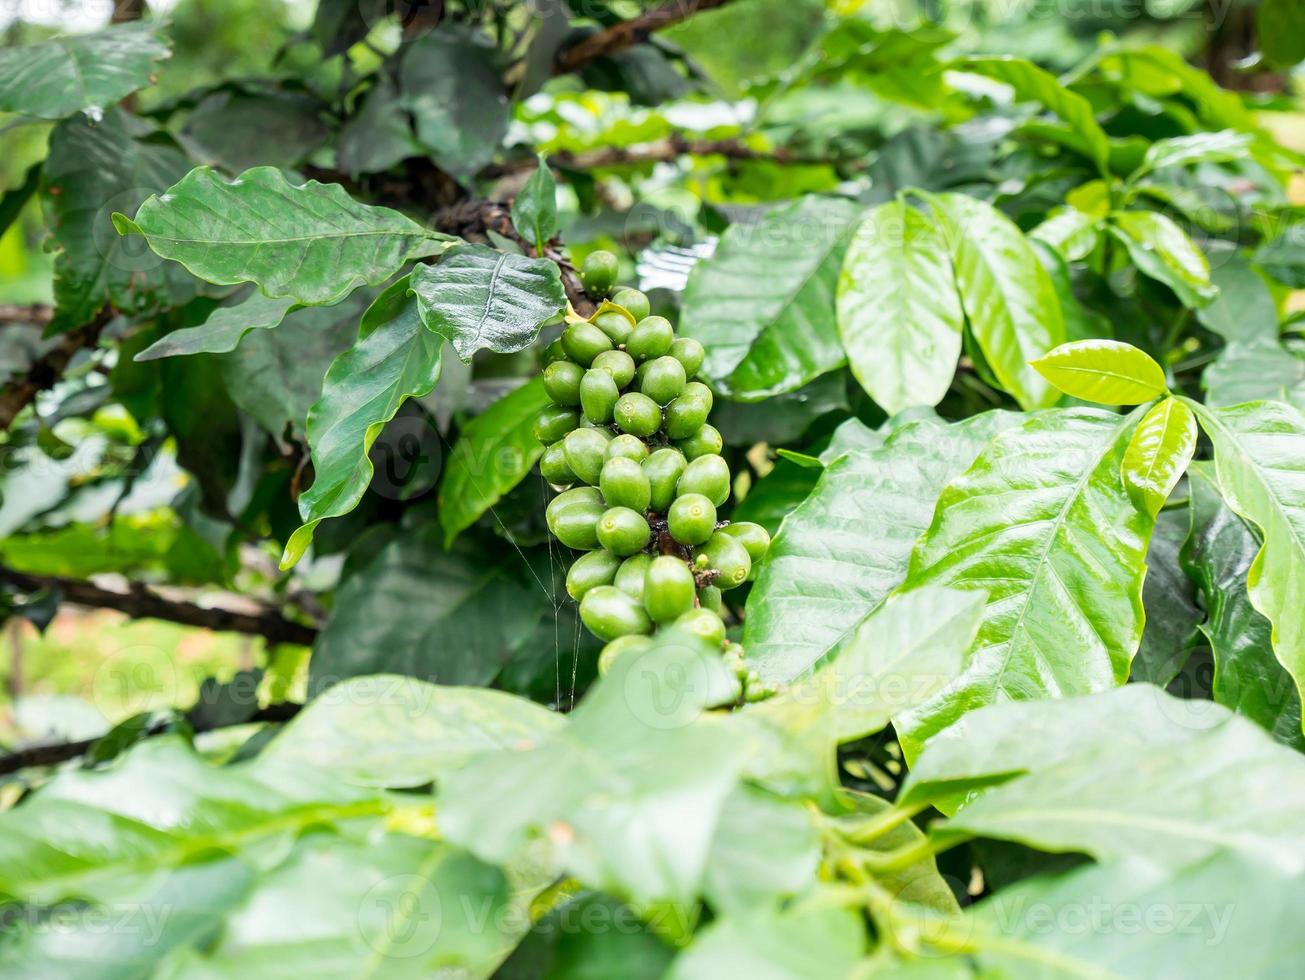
135;289;296;360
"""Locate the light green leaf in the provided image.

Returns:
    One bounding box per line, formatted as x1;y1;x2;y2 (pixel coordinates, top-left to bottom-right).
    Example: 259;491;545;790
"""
1204;340;1305;407
1130;130;1254;181
957;56;1110;172
930;192;1065;410
837;200;963;414
906;684;1305;871
1183;464;1305;749
1122;396;1197;517
282;277;443;568
438;631;747;905
42;109;195;333
1029;206;1099;262
0;22;169;120
757;586;984;745
399;27;510;177
1189;398;1305;730
115;166;451;306
511;157;558;252
960;851;1305;979
136;290;296;360
701;785;821;915
410;244;567;362
1031;339;1168;405
439;377;551;547
266;674;564;788
745;412;1019;683
894;408;1155;757
1108;209;1217;308
679;196;860;399
666;905;865;980
308;529;548;696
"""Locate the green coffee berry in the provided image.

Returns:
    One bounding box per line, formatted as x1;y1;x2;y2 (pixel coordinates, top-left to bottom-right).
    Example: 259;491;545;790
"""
599;456;651;512
580;369;620;423
542;360;584;406
546;486;602;524
566;549;621;600
561;322;613;366
668;492;717;546
606;434;649;463
614;553;653;598
611;287;650;323
597;506;651;556
701;530;751;590
675;607;726;647
562;427;610;485
644;556;696;623
614;392;661;438
598;634;652;676
664;382;713;439
698;585;723;614
669;337;705;376
717;521;770;563
626;316;674;361
677;423;723;460
582;250;619;297
540;442;577;484
592;310;634;344
533;406;579;445
580;585;652;641
643;448;687;513
676;454;730;506
591;349;636;388
640;355;687;405
549;496;604;550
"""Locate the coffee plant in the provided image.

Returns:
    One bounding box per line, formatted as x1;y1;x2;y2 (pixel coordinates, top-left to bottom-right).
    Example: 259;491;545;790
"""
0;0;1304;976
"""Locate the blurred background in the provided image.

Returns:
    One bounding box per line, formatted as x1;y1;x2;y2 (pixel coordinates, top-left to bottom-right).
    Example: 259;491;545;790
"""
1;0;1301;748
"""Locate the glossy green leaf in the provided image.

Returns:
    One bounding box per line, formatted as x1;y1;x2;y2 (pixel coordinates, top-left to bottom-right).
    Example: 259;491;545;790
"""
679;196;860;399
745;412;1019;683
266;674;564;788
410;244;567;362
115;166;451;306
1108;209;1217;308
1183;465;1305;749
438;631;747;905
439;377;551;547
894;408;1155;757
0;22;169;120
399;27;510;177
511;157;558;252
136;290;296;360
42;109;195;333
905;685;1305;870
1189;399;1305;731
1121;396;1197;516
957;56;1109;172
1131;509;1202;686
282;277;443;568
930;192;1065;410
1031;339;1168;405
836;200;963;414
308;529;548;696
1130;129;1254;180
1029;206;1099;262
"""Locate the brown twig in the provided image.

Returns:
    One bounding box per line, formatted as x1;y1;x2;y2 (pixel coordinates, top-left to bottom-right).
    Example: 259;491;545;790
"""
0;568;319;647
0;304;53;326
0;307;113;431
0;702;303;776
553;0;736;76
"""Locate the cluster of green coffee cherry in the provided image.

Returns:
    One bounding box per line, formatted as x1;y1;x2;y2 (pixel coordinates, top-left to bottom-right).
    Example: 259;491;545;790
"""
533;250;774;699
